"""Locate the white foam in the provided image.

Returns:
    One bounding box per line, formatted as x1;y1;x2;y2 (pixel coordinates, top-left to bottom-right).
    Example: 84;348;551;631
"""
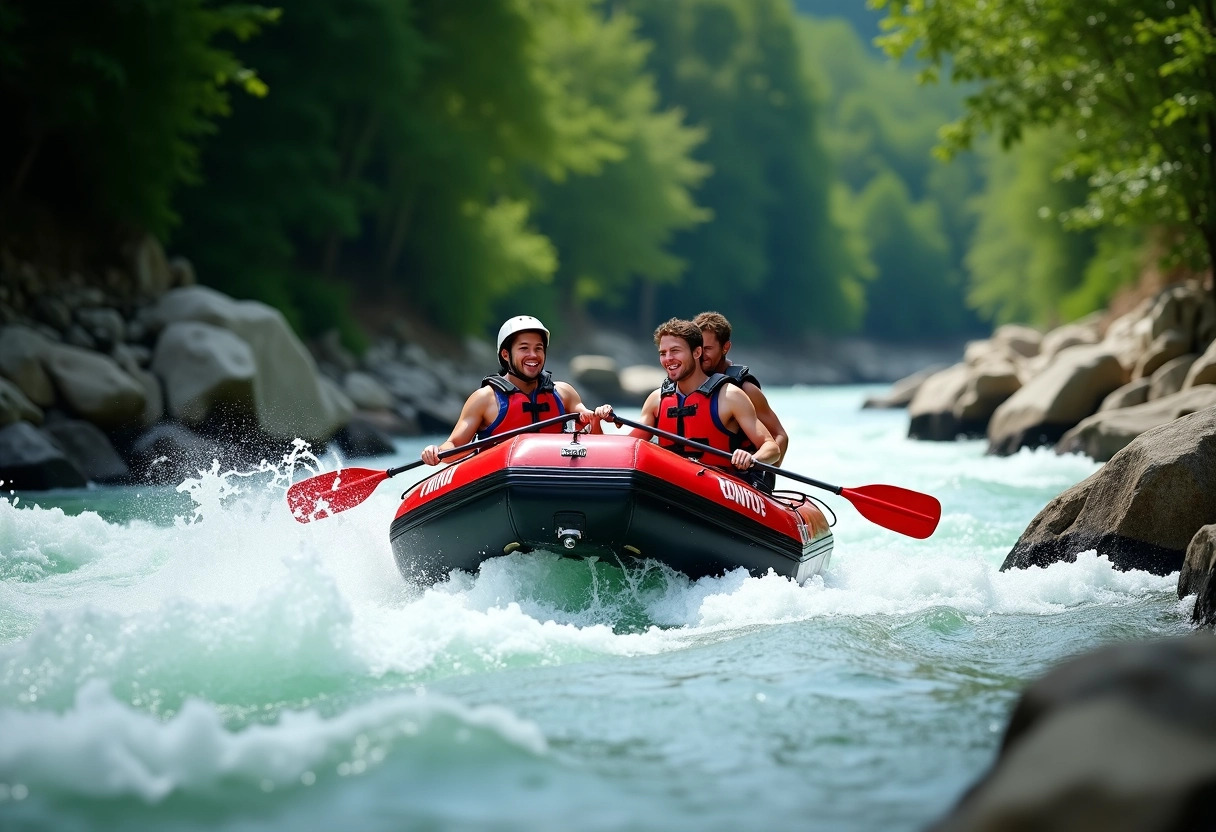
0;679;546;802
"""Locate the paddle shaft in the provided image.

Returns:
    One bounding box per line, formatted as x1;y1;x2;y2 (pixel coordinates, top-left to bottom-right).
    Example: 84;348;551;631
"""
609;413;938;527
387;411;582;477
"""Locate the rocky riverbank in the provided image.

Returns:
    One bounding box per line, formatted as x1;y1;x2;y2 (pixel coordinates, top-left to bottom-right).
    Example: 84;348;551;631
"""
0;242;963;492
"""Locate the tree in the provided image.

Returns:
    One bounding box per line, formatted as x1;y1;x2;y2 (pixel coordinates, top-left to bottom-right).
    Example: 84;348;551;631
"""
875;0;1216;294
528;2;710;333
0;0;273;245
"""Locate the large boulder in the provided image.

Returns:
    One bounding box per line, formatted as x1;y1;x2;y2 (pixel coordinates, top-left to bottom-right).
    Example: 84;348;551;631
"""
1098;378;1151;412
1183;337;1216;389
0;422;87;490
861;365;944;409
42;343;147;430
928;636;1216;832
1003;405;1216;575
1179;525;1216;628
151;321;257;427
0;325;55;406
987;344;1127;456
1056;386;1216;462
907;363;971;440
1147;353;1198;400
146;287;351;444
43;419;129;484
0;377;43;426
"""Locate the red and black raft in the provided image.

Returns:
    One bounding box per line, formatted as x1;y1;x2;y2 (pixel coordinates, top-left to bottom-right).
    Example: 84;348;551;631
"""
389;431;834;585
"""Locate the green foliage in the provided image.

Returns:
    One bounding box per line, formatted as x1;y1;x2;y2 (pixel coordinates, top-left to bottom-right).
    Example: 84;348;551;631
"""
626;0;864;340
0;0;274;238
529;2;710;326
965;130;1097;327
800;16;985;338
875;0;1216;277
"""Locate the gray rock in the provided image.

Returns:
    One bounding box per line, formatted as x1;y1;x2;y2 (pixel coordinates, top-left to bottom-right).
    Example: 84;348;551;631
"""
0;422;87;491
1003;405;1216;575
1179;525;1216;628
147;287;351;444
1056;386;1216;462
123;422;221;486
343;371;395;411
331;416;396;459
42;343;146;430
1148;353;1199;400
0;377;43;426
929;636;1216;832
1098;378;1151;412
907;363;971;440
43;419;129;484
861;364;945;409
0;325;56;406
987;344;1127;456
152;321;257;427
75;307;125;351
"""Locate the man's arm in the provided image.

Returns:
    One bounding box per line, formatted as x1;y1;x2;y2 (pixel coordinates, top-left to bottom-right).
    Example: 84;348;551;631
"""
722;385;779;468
420;387;495;465
555;381;602;433
744;382;788;464
593;391;659;439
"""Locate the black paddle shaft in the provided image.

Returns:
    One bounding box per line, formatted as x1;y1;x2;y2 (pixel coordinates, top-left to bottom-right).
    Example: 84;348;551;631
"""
610;413;843;495
385;412;581;478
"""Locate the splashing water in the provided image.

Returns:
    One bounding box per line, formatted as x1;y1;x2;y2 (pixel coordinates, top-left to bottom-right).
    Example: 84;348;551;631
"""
0;387;1192;832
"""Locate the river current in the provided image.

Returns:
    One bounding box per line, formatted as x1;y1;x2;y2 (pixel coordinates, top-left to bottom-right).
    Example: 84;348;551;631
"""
0;386;1191;831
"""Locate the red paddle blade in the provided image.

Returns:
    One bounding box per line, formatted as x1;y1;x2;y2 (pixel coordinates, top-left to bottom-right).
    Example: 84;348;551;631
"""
287;467;388;523
840;484;941;539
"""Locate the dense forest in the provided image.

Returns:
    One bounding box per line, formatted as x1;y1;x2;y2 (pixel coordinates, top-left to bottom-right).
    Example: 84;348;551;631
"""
2;0;1213;350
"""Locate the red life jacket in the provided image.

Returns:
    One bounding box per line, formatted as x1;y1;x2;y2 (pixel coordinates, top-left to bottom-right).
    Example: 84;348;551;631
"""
723;364;761;452
477;371;567;439
655;373;742;468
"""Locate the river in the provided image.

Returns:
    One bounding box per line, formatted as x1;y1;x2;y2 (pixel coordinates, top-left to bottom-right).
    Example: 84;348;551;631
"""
0;386;1191;831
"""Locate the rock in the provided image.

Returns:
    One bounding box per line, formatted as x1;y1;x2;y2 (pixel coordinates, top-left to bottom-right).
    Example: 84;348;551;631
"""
1003;405;1216;575
146;287;351;444
990;323;1042;358
130;234;173;298
861;365;945;409
1179;525;1216;628
1056;386;1216;462
43;419;129;484
331;416;397;458
1182;338;1216;389
123;422;222;486
1134;329;1192;379
33;295;72;332
570;355;624;402
74;307;125;352
953;360;1022;431
1147;353;1198;400
987;344;1127;456
619;365;666;405
0;325;55;407
42;343;147;430
168;256;196;288
151;321;257;427
907;363;971;440
928;636;1216;832
343;371;395;411
0;422;87;490
1098;378;1151;412
0;377;43;426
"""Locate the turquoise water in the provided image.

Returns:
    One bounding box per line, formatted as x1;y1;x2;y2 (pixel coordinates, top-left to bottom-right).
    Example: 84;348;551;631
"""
0;386;1191;831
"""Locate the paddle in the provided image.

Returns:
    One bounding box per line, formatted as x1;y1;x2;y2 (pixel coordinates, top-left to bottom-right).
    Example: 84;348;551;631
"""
608;413;941;539
287;412;580;523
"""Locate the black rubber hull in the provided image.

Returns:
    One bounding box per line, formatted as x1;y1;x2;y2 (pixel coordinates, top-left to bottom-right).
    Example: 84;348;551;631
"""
390;466;833;585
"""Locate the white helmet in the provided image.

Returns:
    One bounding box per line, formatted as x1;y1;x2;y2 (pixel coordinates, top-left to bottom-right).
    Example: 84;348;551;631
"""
496;315;550;371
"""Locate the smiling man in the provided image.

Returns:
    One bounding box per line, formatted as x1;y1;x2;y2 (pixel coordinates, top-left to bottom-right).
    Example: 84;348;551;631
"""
596;317;778;487
420;315;598;465
694;310;788;467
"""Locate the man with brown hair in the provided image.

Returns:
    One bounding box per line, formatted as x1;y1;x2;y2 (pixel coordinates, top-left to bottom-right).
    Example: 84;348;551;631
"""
693;310;789;465
595;317;779;487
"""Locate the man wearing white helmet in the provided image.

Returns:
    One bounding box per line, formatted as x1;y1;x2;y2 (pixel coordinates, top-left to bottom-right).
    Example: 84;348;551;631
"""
420;316;598;465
